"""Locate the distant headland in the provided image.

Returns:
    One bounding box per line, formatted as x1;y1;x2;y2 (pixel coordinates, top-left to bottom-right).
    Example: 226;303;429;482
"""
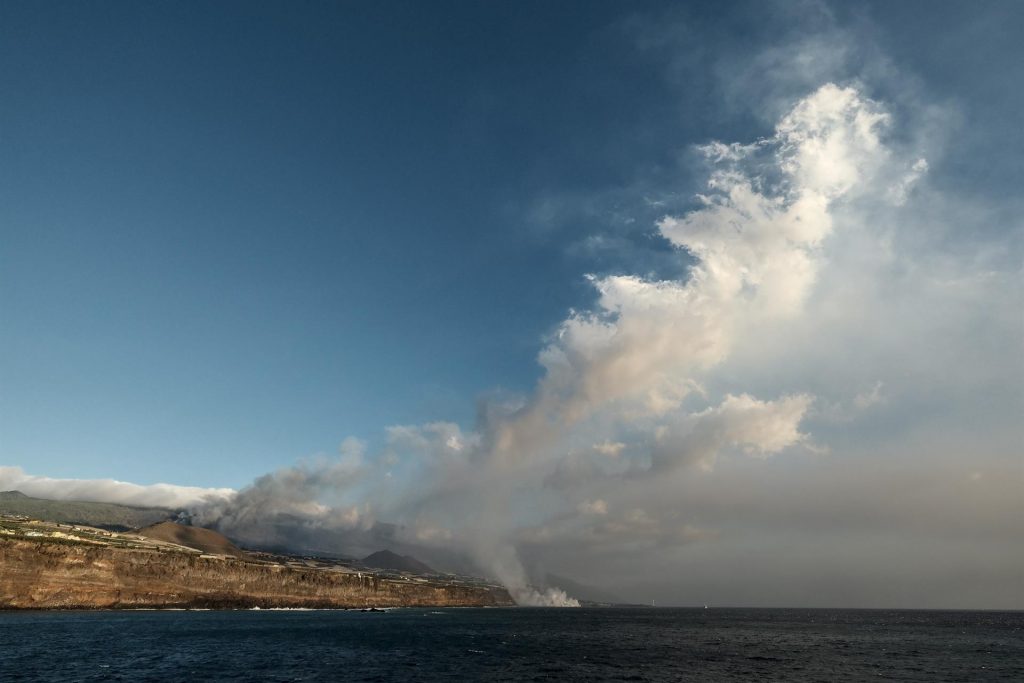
0;491;513;610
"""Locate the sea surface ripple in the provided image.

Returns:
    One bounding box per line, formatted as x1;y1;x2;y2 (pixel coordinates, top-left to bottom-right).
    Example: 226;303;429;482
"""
1;607;1021;681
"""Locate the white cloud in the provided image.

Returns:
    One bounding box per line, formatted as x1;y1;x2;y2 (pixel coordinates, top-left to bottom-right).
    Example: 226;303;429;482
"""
0;466;234;509
887;158;929;205
653;393;813;472
852;381;886;410
592;441;626;457
529;84;889;439
578;499;609;515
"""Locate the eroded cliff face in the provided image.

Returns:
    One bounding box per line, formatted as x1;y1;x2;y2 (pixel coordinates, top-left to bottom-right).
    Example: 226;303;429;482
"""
0;539;515;609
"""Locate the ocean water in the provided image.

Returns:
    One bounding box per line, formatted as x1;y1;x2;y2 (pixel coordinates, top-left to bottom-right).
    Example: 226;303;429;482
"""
1;608;1021;681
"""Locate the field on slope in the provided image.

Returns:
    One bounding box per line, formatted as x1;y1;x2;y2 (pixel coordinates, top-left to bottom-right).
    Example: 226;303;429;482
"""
136;521;249;558
0;491;173;530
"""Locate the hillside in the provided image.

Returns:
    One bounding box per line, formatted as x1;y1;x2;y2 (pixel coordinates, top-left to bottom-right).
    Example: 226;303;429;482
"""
135;521;248;559
0;533;514;609
0;491;173;530
362;549;435;575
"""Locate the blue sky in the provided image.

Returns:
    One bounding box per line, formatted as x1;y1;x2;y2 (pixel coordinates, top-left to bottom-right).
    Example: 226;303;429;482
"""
3;0;1017;488
2;1;1022;606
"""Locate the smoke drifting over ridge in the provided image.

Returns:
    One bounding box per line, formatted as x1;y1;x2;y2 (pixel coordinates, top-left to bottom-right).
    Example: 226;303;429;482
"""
9;78;1021;607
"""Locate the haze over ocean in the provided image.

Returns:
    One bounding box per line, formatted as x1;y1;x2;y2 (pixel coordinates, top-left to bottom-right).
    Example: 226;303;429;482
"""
2;1;1022;609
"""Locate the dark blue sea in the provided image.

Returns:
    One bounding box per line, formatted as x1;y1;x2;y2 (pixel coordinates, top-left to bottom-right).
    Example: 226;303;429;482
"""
1;608;1021;681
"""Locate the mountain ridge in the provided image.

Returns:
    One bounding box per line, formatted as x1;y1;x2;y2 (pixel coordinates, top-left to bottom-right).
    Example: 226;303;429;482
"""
0;491;174;530
362;549;436;575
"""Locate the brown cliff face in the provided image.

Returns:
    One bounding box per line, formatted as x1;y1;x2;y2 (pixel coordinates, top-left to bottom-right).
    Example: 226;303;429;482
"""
0;538;515;609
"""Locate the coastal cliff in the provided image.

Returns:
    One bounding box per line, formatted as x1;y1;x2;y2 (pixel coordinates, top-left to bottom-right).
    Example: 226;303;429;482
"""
0;538;514;609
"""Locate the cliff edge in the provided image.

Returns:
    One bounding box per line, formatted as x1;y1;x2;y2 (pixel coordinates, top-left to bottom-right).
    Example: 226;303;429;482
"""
0;522;514;609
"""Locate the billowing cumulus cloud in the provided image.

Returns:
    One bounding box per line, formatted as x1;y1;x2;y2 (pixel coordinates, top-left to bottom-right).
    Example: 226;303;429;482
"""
652;393;814;473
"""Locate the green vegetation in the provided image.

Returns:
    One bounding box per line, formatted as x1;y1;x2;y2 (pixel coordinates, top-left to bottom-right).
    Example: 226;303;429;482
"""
0;491;174;530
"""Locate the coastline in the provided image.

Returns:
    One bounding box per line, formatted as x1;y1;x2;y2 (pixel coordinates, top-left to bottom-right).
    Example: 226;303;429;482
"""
0;536;514;610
